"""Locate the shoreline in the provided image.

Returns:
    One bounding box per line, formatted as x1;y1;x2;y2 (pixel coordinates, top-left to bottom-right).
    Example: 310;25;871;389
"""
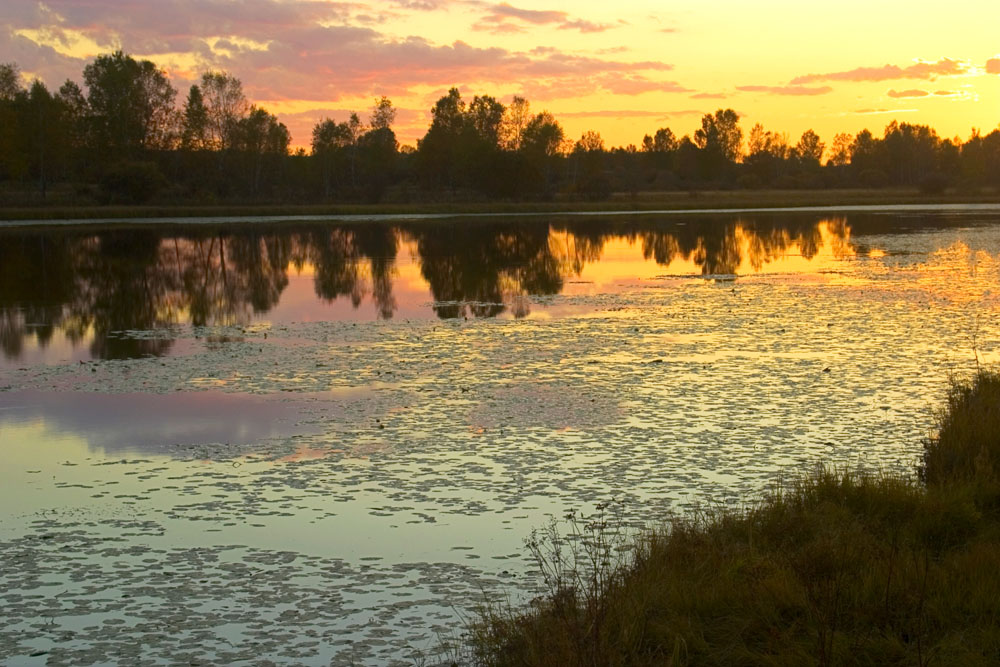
3;189;1000;227
468;372;1000;666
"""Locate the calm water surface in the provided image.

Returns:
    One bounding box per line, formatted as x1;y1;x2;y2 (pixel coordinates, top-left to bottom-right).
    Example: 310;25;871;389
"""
2;210;1000;665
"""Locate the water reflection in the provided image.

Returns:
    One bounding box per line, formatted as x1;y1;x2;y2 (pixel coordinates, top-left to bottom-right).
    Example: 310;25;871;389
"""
413;223;562;318
303;226;398;319
0;213;932;364
0;390;324;453
639;217;852;274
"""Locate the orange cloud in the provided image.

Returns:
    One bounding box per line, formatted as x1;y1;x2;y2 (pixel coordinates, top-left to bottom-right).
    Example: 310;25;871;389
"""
792;58;970;84
887;89;929;98
987;58;1000;74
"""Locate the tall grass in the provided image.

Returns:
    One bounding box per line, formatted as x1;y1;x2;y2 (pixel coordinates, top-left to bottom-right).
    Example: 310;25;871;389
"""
922;371;1000;505
466;371;1000;666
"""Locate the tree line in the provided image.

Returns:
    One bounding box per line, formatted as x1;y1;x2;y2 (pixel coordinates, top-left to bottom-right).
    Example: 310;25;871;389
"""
2;52;1000;205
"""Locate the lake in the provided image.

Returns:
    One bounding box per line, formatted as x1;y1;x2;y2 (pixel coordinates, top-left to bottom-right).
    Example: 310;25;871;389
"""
2;208;999;665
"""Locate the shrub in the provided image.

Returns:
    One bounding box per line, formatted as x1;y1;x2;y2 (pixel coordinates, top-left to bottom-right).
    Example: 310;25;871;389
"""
918;172;950;195
859;168;888;188
99;160;167;204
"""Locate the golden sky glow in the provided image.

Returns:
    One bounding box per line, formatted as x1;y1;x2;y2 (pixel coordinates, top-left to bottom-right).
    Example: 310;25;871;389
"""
3;0;1000;152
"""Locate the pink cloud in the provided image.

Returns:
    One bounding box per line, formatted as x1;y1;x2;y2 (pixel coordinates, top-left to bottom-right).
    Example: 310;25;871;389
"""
389;0;449;9
853;108;918;115
514;65;679;101
987;58;1000;74
690;92;726;99
0;0;649;100
518;53;671;78
792;58;969;84
736;84;832;96
2;0;361;56
887;88;929;98
474;2;614;34
473;21;527;35
0;27;88;86
223;35;675;102
558;19;612;33
2;0;682;131
599;76;690;95
491;3;565;23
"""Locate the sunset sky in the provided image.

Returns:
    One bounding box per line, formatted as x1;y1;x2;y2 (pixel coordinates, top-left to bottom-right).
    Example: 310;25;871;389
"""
3;0;1000;153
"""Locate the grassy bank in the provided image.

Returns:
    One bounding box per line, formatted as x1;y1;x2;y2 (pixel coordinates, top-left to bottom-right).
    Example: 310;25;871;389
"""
466;372;1000;666
3;188;1000;222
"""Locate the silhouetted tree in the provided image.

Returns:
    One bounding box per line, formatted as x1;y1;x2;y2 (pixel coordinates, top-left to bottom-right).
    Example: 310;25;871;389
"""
462;94;506;193
200;71;248;151
571;131;610;199
744;123;790;186
181;85;210;151
466;95;505;148
849;129;885;186
0;63;21;101
21;80;70;198
83;51;177;158
233;106;290;195
312;117;353;198
501;96;532;151
674;136;701;183
828;133;853;167
642;127;678;153
370;96;396;131
56;80;90;176
694;108;742;180
521;112;564;157
881;121;942;186
0;64;25;181
516;111;565;198
357;126;398;201
417;88;466;191
794;130;824;165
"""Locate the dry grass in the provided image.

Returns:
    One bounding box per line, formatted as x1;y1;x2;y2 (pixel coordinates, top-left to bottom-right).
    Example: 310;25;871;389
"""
3;188;1000;222
466;372;1000;666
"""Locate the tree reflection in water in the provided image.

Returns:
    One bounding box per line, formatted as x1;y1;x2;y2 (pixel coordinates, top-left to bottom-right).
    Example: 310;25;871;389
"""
412;223;562;319
304;226;398;320
0;215;858;362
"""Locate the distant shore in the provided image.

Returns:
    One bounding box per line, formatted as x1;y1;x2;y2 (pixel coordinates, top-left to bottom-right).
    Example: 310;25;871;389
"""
3;188;1000;224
